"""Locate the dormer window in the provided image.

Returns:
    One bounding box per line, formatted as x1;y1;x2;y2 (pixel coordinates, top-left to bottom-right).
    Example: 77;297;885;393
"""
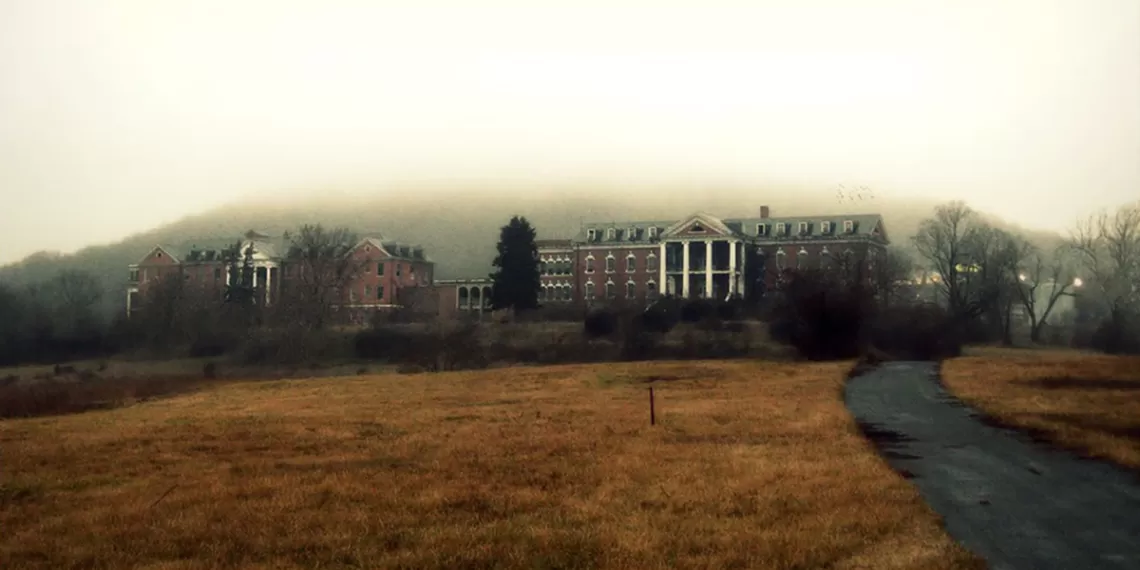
776;222;787;235
843;220;855;233
587;229;597;241
798;222;809;235
756;223;768;236
606;228;616;241
628;227;638;241
648;226;658;239
820;221;832;234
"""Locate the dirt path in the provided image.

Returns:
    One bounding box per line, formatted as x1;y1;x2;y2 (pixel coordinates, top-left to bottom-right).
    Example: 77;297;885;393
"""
845;361;1140;570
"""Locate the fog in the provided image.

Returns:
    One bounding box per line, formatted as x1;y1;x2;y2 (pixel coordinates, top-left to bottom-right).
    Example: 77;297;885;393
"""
2;0;1138;264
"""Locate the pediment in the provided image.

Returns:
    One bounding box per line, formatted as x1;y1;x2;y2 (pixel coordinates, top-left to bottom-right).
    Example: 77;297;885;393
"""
663;213;734;238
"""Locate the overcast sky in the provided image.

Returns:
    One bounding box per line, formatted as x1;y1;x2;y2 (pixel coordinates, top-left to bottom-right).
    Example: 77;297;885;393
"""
1;0;1138;264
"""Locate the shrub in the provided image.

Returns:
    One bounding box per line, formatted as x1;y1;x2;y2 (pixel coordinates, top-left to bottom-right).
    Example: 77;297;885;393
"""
767;271;870;361
867;303;962;361
583;310;618;338
1090;312;1140;355
639;300;680;334
680;300;714;323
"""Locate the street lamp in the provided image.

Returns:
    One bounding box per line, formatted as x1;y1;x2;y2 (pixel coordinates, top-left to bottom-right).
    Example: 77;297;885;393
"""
1073;277;1084;288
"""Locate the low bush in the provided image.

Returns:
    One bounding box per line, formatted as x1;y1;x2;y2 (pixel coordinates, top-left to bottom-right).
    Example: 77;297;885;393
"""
583;310;618;338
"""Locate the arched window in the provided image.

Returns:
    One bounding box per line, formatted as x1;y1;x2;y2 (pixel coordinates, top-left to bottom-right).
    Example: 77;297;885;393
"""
626;280;636;299
776;249;787;270
605;280;616;299
458;287;469;308
585;280;596;300
646;253;658;272
646;280;658;300
471;287;482;308
586;254;596;273
797;248;809;269
605;254;616;273
626;253;636;273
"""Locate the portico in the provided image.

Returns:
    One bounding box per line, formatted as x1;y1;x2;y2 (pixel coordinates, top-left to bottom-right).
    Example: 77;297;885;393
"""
658;214;745;301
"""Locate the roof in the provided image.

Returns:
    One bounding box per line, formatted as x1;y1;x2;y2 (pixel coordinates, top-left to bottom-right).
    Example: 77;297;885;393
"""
571;211;887;244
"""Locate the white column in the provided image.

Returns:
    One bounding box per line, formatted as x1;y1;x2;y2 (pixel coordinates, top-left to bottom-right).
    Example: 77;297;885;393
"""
681;241;691;298
728;240;737;297
705;240;713;299
265;265;273;306
658;241;666;297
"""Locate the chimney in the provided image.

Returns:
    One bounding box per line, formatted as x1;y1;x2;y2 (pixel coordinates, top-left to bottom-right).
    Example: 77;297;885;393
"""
759;205;770;219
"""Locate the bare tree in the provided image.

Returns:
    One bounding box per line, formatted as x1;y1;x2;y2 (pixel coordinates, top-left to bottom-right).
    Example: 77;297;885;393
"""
1070;201;1140;318
281;224;362;330
912;201;996;319
1012;242;1078;343
48;269;103;335
870;246;915;308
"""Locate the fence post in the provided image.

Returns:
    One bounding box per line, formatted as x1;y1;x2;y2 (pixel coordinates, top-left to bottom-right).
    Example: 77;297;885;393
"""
649;386;656;426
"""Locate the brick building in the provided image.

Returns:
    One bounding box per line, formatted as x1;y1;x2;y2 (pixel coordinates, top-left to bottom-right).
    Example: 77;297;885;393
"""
127;230;433;319
440;206;889;314
128;207;888;319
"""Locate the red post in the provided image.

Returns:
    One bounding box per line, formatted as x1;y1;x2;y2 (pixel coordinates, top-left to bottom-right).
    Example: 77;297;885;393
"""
649;386;656;426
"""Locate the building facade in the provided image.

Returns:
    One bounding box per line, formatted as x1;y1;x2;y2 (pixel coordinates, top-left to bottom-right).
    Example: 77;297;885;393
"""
127;230;434;319
128;207;888;318
435;206;889;314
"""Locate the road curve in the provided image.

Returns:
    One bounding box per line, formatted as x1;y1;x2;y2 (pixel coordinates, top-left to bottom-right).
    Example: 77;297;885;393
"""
845;361;1140;570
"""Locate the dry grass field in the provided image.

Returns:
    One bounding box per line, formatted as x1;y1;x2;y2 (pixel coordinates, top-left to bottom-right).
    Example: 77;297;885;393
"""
944;349;1140;470
1;361;981;570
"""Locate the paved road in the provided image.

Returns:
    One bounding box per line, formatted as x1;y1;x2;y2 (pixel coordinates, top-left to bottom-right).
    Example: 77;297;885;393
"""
845;361;1140;570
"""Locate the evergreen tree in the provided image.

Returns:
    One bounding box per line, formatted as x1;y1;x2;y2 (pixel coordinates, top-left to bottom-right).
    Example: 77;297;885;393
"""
490;216;541;311
223;241;256;306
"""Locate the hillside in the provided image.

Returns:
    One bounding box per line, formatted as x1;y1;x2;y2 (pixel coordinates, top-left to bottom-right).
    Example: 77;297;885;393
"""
0;184;1062;318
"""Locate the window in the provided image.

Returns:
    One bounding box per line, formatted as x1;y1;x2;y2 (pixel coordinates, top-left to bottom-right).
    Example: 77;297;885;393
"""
626;253;636;273
562;285;572;300
646;253;658;272
396;264;402;277
797;248;808;269
129;269;139;282
843;220;854;233
647;280;658;299
606;228;616;241
648;226;658;239
587;229;597;241
606;280;616;299
377;285;384;300
776;222;786;235
626;280;636;299
586;255;596;273
377;262;384;275
628;227;638;241
586;281;596;300
821;221;832;234
798;222;809;235
757;223;767;236
605;254;616;273
689;222;706;233
776;249;787;269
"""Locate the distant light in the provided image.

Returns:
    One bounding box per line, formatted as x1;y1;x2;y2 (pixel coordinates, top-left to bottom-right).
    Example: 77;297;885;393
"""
1018;273;1027;282
1073;277;1084;288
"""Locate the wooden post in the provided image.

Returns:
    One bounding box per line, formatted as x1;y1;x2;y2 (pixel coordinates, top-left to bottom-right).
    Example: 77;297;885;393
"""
649;386;656;426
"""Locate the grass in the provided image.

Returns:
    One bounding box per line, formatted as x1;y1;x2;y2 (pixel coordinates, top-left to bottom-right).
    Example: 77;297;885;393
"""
0;360;981;569
943;349;1140;470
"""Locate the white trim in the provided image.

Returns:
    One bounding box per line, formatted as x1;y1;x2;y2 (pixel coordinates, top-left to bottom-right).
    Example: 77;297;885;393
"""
625;252;636;273
843;220;855;233
662;212;734;238
798;222;809;235
585;253;596;273
605;252;616;274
